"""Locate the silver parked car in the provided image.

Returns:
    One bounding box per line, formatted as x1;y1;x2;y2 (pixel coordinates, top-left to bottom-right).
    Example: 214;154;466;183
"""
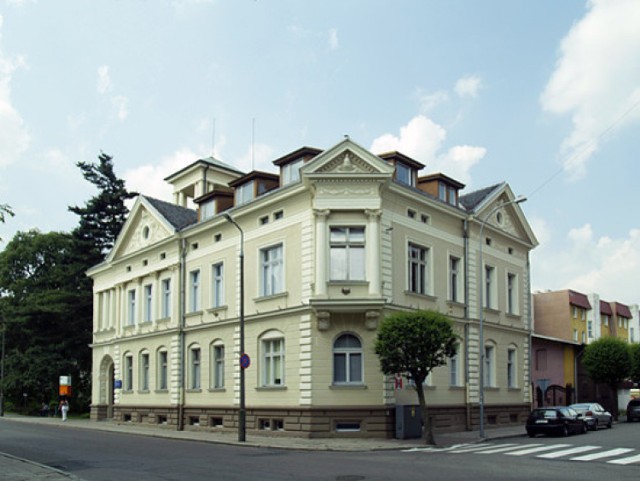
569;403;612;430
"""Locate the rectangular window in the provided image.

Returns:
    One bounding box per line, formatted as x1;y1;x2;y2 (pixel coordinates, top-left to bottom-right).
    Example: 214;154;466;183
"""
484;345;494;387
161;278;171;318
140;353;149;391
604;315;609;326
587;320;593;338
212;345;224;389
507;273;516;314
449;256;460;302
127;289;136;326
395;163;414;186
189;270;200;312
262;338;285;386
572;306;578;318
143;284;152;322
581;331;586;343
190;347;201;390
573;329;578;341
124;355;133;391
484;266;495;309
438;183;447;201
261;245;283;296
236;181;254;205
282;159;303;185
212;262;224;308
158;351;168;390
408;243;429;295
200;199;215;221
507;349;516;388
449;345;460;387
330;227;365;281
448;186;456;205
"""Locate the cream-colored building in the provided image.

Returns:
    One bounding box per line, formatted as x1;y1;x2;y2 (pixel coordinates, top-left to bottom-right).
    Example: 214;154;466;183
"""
89;138;538;437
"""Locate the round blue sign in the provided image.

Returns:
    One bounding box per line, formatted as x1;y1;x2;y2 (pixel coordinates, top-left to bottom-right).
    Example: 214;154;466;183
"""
240;353;251;369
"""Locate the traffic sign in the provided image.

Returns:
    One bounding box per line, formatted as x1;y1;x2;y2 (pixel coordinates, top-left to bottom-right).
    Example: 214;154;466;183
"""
240;353;251;369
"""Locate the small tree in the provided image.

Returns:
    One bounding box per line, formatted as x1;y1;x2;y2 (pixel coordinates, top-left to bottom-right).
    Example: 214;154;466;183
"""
629;343;640;385
582;337;631;419
375;310;458;445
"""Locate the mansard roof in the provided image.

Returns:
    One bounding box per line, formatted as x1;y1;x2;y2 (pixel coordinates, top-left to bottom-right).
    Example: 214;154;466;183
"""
145;196;197;231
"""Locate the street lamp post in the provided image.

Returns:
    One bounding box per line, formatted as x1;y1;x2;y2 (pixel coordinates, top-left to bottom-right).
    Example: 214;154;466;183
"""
223;212;246;442
478;196;526;438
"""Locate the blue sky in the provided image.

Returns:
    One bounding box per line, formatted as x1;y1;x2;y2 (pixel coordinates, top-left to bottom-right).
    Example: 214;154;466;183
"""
1;0;640;303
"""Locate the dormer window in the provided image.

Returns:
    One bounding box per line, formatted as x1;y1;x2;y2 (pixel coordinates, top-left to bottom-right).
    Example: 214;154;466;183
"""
396;163;415;187
201;199;215;221
236;181;255;205
282;159;303;185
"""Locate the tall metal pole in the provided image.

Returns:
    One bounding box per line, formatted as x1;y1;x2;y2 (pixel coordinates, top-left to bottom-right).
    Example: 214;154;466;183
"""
478;196;526;438
0;315;5;417
224;213;246;442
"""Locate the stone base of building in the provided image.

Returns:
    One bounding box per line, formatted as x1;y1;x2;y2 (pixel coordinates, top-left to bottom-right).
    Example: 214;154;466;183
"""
90;403;530;438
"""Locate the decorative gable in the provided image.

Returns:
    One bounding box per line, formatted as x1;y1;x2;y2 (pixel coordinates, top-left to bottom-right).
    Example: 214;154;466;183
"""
316;151;378;174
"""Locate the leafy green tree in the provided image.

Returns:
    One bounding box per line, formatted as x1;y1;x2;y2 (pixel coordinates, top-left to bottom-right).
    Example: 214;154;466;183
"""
582;337;631;419
0;230;91;413
0;203;14;242
375;310;458;445
629;343;640;385
68;152;137;266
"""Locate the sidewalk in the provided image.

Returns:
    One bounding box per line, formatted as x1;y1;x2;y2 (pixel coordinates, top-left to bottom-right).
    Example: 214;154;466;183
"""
0;414;525;480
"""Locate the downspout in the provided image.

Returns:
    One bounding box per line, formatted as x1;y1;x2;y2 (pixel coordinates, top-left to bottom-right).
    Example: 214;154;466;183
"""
463;217;472;430
177;237;187;431
527;252;533;410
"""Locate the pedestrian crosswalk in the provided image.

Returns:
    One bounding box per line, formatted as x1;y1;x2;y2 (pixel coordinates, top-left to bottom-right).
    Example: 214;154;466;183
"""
404;441;640;465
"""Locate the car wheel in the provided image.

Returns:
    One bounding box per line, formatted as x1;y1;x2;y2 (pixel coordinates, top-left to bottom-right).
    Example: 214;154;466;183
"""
607;418;612;429
582;422;588;434
562;425;569;437
591;420;598;431
527;430;535;438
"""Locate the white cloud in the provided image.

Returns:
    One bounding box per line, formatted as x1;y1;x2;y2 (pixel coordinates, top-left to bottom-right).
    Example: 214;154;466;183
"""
97;65;111;95
417;89;449;113
124;149;201;203
454;75;482;98
328;28;339;50
540;0;640;179
111;95;129;121
532;222;640;302
370;115;485;184
0;15;30;168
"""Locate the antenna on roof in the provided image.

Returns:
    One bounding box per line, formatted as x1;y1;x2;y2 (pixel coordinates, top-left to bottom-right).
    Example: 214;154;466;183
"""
252;117;256;170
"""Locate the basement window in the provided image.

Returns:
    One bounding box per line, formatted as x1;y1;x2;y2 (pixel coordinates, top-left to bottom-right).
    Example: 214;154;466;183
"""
335;421;361;432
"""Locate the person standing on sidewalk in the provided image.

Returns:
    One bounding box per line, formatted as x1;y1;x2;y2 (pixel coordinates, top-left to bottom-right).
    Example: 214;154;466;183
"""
59;399;69;421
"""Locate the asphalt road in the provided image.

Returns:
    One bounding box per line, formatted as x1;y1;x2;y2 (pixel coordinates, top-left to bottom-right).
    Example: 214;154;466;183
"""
1;418;639;481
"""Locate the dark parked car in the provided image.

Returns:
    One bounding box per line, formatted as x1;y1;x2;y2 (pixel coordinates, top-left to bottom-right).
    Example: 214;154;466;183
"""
569;403;613;430
627;399;640;422
526;406;588;437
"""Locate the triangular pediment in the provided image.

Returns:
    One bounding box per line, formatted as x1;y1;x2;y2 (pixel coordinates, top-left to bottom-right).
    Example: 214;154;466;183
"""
302;137;395;178
474;185;538;248
107;197;178;261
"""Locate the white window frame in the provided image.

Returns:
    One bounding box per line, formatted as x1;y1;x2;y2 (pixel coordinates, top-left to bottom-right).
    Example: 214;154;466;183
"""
282;159;303;185
161;278;171;319
332;333;363;385
236;181;254;205
484;265;496;309
395;162;415;186
143;284;153;322
157;350;168;391
139;352;150;391
260;244;284;297
261;333;285;387
407;242;430;295
189;269;201;312
211;342;225;389
484;344;495;387
507;347;517;388
330;226;365;281
127;289;136;326
124;353;133;391
506;272;518;315
189;346;201;390
212;262;224;308
449;255;462;302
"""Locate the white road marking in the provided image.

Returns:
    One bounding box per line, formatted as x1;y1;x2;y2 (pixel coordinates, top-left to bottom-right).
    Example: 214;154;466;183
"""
448;443;518;453
505;444;572;456
476;444;542;454
537;445;600;459
571;448;635;461
607;453;640;465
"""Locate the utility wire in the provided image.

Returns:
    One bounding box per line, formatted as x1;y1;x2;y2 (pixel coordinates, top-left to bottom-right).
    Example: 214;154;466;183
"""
526;96;640;199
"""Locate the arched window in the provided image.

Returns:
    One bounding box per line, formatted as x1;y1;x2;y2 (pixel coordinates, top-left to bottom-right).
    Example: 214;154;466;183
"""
189;344;201;390
333;334;363;384
210;340;225;389
507;345;518;388
123;352;133;392
138;350;150;392
260;330;285;387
